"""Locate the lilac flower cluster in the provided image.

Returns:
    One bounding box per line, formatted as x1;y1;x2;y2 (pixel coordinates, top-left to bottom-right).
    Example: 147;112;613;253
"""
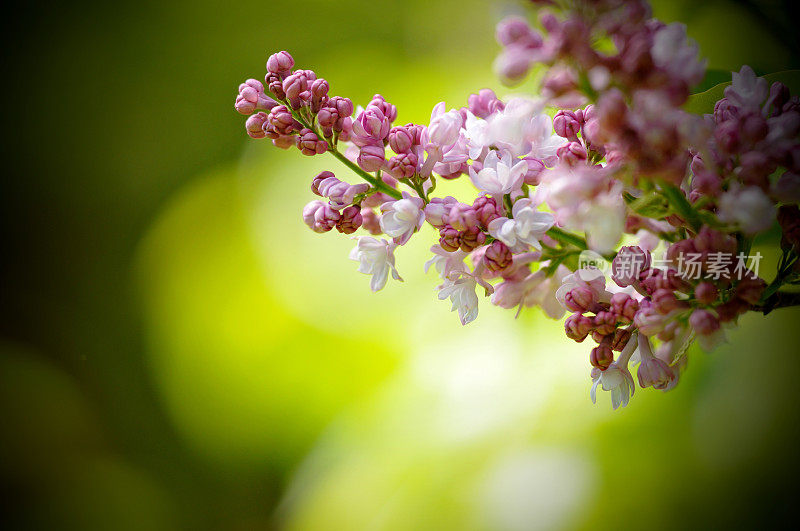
233;1;800;408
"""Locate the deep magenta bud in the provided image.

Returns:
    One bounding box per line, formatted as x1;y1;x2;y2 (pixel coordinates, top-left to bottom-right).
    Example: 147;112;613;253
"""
553;110;581;141
590;343;614;371
484;241;513;272
336;205;363;234
689;309;720;336
439;226;461;252
266;51;294;75
357;144;386;172
565;313;594;342
295;128;328;156
694;282;718;305
245;112;268;139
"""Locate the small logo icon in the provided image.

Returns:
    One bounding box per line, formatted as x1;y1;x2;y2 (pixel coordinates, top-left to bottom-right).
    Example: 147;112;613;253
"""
577;250;610;281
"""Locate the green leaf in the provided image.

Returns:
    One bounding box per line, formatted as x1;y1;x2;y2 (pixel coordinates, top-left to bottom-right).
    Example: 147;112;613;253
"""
628;192;670;218
691;69;733;94
684;70;800;115
660;182;701;231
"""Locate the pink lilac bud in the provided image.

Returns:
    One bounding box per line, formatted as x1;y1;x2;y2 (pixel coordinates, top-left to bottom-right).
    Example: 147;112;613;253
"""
778;204;800;251
266;51;294;75
611;246;651;287
361;208;382;235
472;196;503;228
311;170;334;196
317;96;354;134
357;144;386;172
556;141;588;166
352;107;391;146
610;292;638;322
272;135;295;149
296;128;328;156
593;311;617;336
694;282;719;304
439;226;461;252
245;112;268;139
694;227;737;256
484;241;512;272
388;126;416;154
386;152;418;180
714;120;741;154
310;78;329;113
738;151;775;188
459;226;486;252
522;157;546;185
302;200;340;233
689;309;720;336
317;176;369;209
428;106;463;148
424;197;456;228
266;72;286;100
565;313;594;342
634;304;667;336
541;66;581;106
638;268;662;295
235;79;276;115
553;110;581;141
666;238;696;263
766;82;791;115
714;98;738;123
564;286;596;312
268;105;300;136
739;112;769;145
590;343;614;371
495;44;533;85
368;94;398;123
496;16;540;47
282;70;311;101
651;289;682;314
716;299;748;322
467;89;505;119
610;328;632;352
448;203;477;231
735;277;766;305
336;205;362;234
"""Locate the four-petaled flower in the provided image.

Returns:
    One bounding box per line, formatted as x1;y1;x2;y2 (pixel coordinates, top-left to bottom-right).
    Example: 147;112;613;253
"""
468;149;527;197
349;236;403;292
488;198;555;252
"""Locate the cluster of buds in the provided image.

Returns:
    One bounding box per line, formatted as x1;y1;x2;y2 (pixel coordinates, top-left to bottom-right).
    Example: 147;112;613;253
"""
233;0;800;408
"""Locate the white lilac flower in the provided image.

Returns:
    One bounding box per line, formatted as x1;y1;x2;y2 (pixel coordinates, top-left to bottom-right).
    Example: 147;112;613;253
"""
718;185;775;235
427;101;463;148
438;273;480;325
463;110;490;160
574;187;626;254
424;245;468;279
724;65;768;110
591;331;638;409
487;198;555;252
349;236;403;292
485;97;563;160
651;23;705;88
379;194;425;245
468;149;527;197
491;264;570;319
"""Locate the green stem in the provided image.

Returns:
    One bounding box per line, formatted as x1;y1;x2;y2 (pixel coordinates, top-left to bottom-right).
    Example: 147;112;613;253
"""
328;149;401;199
546;227;588;250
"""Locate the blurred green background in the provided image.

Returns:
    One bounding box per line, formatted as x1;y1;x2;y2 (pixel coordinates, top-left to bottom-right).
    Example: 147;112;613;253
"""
3;0;800;529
